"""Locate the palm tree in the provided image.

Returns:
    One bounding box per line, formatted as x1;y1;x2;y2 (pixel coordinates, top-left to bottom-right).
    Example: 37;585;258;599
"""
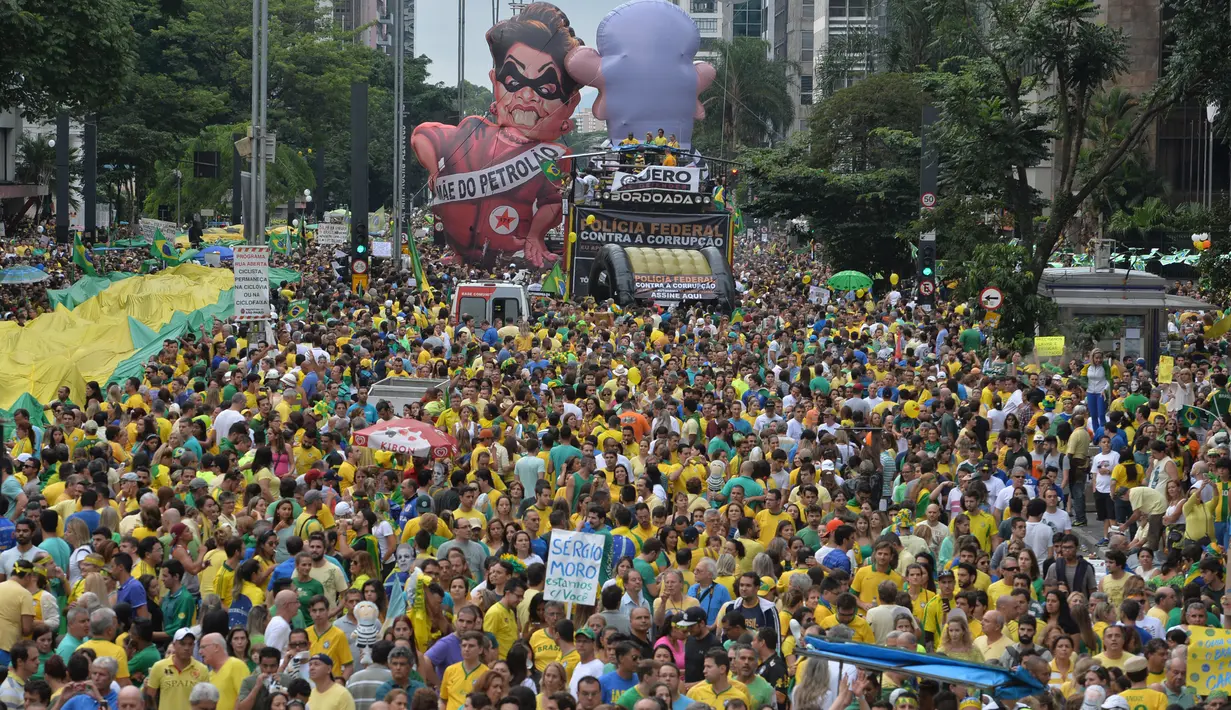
698;38;795;157
14;134;82;223
1074;87;1169;242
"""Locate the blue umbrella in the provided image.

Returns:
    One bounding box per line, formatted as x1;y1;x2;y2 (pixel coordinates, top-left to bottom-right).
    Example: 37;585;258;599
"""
0;266;50;284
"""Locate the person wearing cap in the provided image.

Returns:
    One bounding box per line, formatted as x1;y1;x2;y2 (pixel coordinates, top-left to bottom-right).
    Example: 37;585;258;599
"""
308;651;354;710
567;625;603;697
1116;654;1168;710
294;490;327;539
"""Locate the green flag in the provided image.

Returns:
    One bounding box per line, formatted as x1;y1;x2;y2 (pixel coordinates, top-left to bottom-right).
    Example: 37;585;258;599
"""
539;158;564;183
542;262;565;295
72;234;97;276
1179;405;1218;429
407;232;429;294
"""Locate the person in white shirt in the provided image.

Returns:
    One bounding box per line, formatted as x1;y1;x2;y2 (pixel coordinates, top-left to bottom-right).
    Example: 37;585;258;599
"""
753;400;784;434
1023;499;1056;560
1039;487;1072;534
264;589;299;653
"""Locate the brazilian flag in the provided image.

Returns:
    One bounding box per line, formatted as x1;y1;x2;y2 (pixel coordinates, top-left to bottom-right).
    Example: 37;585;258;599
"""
712;185;726;210
271;229;290;254
150;229;183;264
72;234;97;276
542;262;565;295
732;204;745;234
1179;405;1217;429
539;158;564;183
287;300;309;320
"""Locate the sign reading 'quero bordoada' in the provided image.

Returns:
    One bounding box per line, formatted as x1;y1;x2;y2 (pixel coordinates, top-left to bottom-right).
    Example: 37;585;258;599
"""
567;207;732;299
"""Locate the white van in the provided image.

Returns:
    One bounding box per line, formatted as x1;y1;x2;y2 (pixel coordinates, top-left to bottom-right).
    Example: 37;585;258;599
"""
450;281;529;325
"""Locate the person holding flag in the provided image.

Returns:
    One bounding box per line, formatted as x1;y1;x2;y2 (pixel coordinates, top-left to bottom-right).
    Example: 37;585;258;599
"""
72;234;97;276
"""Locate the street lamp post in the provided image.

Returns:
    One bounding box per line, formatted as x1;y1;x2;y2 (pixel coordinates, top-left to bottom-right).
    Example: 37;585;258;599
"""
301;188;311;253
172;169;183;230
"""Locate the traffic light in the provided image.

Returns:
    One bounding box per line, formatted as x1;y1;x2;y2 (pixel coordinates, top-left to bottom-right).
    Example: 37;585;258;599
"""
351;223;369;259
350;223;370;286
917;239;937;306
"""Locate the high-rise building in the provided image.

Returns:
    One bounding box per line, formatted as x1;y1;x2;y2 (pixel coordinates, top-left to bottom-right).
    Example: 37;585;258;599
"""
374;0;413;56
572;108;607;135
812;0;888;94
764;0;815;134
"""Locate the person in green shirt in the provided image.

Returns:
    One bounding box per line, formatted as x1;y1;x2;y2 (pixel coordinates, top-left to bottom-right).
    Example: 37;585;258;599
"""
797;505;824;550
959;326;982;353
292;553;326;629
732;644;776;710
126;619;163;686
160;560;197;641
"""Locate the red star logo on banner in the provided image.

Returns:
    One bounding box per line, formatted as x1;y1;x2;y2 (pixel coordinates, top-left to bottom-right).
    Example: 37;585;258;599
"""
494;208;515;230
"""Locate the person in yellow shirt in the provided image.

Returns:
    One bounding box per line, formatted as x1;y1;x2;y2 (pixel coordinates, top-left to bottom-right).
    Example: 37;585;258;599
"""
199;633;248;710
1091;625;1137;671
689;649;752;708
851;541;903;609
77;605;131;684
754;490;791;546
817;594;875;644
440;632;490;710
1119;654;1168;710
307;653;356;710
306;595;354;678
483;579;525;659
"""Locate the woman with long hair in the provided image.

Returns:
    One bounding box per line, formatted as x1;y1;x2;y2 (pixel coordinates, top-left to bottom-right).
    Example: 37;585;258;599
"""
361;579;388;621
505;642;536;691
537;662;567;708
938;514;970;568
65;518;92;586
652;613;687;667
939;610;983;662
510;531;543;566
473;670;508;704
234;558;266;608
1068;595;1101;655
228;626;256;672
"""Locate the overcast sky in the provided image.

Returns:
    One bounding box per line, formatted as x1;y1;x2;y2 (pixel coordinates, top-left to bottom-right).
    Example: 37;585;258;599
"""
416;1;629;109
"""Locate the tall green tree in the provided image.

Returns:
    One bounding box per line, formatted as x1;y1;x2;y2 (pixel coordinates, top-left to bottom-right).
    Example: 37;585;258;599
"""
0;0;136;118
95;0;457;221
142;125;314;219
695;38;794;157
925;0;1231;299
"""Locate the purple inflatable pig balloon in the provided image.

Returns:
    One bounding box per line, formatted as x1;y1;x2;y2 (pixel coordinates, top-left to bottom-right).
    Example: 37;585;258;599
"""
565;0;716;149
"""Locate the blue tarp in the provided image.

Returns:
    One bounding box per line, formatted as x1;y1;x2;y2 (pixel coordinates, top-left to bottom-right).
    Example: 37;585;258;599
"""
800;638;1047;701
196;246;234;261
